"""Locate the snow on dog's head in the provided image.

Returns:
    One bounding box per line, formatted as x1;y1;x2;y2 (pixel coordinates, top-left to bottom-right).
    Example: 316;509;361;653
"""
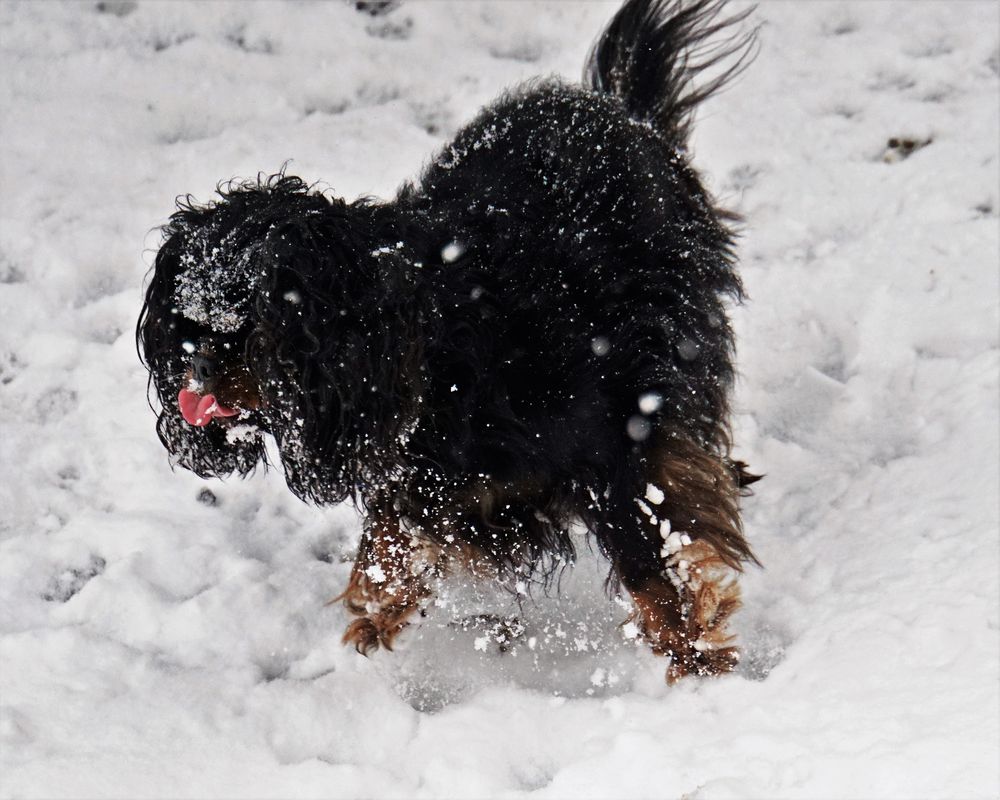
137;173;416;502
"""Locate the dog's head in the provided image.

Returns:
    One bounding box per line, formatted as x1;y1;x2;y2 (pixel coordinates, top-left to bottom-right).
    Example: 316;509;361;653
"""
138;174;418;503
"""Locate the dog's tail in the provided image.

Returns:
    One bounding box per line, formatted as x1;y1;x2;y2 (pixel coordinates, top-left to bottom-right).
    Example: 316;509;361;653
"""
585;0;757;145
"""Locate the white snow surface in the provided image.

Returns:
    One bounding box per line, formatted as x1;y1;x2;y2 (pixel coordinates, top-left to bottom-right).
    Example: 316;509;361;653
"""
1;1;998;798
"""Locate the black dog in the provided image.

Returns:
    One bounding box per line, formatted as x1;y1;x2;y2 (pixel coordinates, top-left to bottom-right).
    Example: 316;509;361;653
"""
138;0;759;683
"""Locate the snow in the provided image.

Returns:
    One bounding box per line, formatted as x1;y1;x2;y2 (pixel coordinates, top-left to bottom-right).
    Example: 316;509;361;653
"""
638;390;663;414
644;483;665;506
441;241;466;264
1;1;998;798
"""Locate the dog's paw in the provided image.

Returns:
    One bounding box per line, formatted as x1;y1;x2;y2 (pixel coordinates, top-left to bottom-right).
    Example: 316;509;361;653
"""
343;617;381;656
343;604;418;655
671;543;742;683
666;643;741;684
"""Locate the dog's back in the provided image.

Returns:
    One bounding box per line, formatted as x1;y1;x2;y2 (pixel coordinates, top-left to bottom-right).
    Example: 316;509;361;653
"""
396;0;755;481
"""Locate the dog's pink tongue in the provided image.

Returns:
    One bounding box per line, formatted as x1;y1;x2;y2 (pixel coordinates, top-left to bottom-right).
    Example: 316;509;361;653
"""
178;388;237;427
178;388;205;426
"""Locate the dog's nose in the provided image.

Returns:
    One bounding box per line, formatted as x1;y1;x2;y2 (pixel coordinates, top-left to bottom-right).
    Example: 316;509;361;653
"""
191;353;216;383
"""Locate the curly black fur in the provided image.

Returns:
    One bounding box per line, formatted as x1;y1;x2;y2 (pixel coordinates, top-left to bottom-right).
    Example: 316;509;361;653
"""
138;0;758;591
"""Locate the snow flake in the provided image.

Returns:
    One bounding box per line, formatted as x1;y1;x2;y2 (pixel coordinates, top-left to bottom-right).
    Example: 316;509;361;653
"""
622;622;640;640
626;415;651;441
638;391;663;414
590;336;610;356
677;338;700;361
225;424;260;444
441;240;466;263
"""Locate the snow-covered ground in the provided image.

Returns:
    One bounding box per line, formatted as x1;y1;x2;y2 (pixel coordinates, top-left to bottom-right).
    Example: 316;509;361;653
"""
1;1;997;797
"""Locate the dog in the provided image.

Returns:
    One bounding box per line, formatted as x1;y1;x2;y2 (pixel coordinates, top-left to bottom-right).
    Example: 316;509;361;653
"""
138;0;759;683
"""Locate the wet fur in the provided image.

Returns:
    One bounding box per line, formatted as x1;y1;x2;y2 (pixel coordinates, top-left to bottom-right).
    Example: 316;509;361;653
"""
138;0;759;680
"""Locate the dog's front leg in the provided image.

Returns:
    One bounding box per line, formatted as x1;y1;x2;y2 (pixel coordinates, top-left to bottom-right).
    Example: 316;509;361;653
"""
336;510;442;655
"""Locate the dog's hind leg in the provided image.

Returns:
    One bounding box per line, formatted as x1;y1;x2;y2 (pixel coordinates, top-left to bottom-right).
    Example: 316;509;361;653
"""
603;429;757;683
336;509;443;655
621;540;744;683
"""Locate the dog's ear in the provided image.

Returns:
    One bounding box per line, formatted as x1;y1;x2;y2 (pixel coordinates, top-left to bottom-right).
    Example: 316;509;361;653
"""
247;201;420;503
256;197;374;308
250;200;371;379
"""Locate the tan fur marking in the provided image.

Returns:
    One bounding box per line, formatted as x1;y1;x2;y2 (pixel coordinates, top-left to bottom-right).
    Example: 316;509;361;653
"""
334;511;443;654
650;429;757;569
628;540;742;683
619;428;756;682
